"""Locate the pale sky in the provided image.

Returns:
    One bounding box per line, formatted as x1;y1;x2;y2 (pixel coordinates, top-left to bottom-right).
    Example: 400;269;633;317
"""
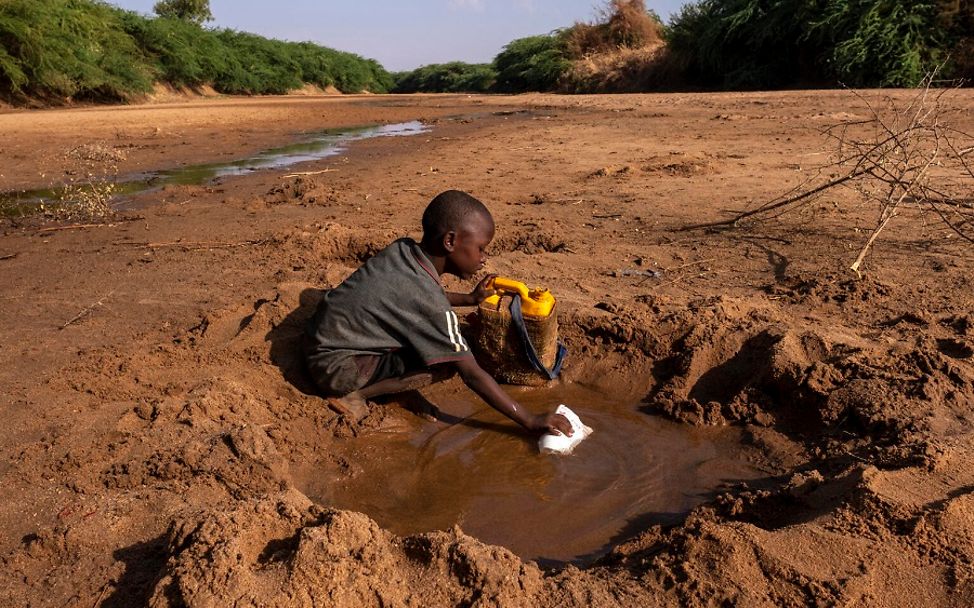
106;0;689;72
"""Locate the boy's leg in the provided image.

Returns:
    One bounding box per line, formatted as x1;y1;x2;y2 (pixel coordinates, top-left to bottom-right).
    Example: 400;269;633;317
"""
355;369;441;399
318;351;454;421
351;368;454;421
318;370;426;421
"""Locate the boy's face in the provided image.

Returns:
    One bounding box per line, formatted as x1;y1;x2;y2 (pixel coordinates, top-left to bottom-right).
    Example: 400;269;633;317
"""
445;214;494;279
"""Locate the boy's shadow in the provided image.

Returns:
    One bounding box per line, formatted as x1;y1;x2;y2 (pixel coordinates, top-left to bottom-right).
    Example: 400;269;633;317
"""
266;287;327;397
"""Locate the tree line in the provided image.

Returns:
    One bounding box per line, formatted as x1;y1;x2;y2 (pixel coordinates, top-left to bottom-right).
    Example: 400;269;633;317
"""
0;0;391;103
393;0;972;93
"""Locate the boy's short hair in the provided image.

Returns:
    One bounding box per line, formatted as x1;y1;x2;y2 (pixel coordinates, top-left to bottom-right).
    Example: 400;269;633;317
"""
422;190;491;240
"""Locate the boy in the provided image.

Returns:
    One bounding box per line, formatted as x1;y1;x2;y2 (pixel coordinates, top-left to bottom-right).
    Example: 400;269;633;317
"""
304;189;572;437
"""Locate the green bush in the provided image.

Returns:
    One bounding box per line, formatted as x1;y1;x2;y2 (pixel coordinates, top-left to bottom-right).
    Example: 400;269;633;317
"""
668;0;819;89
0;0;392;102
668;0;966;89
392;62;495;93
213;30;302;94
492;34;571;93
118;13;226;87
815;0;945;87
0;0;153;100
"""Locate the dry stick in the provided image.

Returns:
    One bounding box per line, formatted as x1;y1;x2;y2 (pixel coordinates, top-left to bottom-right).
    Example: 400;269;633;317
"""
39;223;113;232
927;198;974;244
688;119;928;230
60;290;115;330
849;144;940;276
115;238;270;250
91;582;112;608
650;271;720;290
0;253;16;261
681;167;868;231
281;169;337;178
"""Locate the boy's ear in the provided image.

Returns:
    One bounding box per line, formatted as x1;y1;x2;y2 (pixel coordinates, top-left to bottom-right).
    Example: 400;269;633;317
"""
442;230;457;253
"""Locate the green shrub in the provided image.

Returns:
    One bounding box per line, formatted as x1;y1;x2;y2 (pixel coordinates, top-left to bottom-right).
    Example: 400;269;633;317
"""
668;0;819;89
0;0;392;102
668;0;966;89
213;30;302;94
814;0;945;87
118;13;226;87
492;34;571;92
392;62;495;93
0;0;153;100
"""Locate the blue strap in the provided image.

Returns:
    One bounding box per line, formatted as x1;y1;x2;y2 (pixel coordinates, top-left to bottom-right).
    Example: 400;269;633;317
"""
509;293;567;380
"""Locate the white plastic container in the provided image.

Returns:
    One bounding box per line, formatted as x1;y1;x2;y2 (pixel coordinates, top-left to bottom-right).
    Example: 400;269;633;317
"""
538;404;593;455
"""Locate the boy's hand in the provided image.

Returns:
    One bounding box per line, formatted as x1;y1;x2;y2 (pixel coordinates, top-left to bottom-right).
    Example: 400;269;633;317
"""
469;273;498;304
528;412;574;436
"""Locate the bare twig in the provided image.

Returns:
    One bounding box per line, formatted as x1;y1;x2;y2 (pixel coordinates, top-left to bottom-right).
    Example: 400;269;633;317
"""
681;169;867;230
39;223;114;232
114;238;271;251
684;68;972;271
0;253;16;261
60;290;115;330
281;169;337;178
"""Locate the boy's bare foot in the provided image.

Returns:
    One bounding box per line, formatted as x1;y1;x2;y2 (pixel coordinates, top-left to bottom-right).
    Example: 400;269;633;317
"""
325;393;369;421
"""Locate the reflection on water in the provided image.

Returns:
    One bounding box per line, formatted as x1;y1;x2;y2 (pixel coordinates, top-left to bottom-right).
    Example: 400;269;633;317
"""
0;121;428;215
300;382;764;565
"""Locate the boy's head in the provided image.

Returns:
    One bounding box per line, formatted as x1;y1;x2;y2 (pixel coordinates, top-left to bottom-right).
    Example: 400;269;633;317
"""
421;190;495;279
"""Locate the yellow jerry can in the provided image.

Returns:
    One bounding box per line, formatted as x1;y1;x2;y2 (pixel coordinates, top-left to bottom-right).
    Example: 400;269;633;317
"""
473;277;564;386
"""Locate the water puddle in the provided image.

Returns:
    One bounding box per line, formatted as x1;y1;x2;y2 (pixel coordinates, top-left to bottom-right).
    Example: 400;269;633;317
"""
0;121;428;215
298;382;765;566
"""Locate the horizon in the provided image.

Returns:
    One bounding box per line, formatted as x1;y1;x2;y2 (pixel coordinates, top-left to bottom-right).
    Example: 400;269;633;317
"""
106;0;688;72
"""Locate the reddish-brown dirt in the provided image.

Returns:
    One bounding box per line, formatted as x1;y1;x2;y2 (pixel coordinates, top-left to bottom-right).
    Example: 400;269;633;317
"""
1;91;973;607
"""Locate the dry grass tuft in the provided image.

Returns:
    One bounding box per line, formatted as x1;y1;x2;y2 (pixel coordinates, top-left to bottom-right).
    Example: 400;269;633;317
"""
37;142;125;222
561;0;674;92
562;44;671;93
565;0;662;59
42;180;117;222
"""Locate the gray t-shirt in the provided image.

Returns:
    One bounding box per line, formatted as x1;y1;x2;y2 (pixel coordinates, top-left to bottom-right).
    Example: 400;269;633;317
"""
305;238;473;373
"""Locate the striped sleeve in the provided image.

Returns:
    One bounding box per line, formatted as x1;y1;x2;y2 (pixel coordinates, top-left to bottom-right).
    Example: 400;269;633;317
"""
405;302;473;365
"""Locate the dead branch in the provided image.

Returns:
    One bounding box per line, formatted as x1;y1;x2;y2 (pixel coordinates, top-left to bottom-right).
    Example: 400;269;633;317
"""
683;68;972;272
681;168;867;230
0;253;17;261
113;238;272;251
60;290;115;330
39;223;114;232
281;169;337;178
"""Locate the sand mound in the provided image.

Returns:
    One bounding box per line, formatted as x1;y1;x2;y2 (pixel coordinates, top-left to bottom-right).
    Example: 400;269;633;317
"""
149;490;543;607
3;217;974;606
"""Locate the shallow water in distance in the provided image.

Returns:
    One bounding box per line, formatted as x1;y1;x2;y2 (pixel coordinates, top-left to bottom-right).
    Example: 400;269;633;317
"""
302;382;764;565
0;121;428;214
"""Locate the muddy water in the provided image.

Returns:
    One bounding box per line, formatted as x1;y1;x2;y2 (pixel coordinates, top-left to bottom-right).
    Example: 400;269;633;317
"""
300;382;765;565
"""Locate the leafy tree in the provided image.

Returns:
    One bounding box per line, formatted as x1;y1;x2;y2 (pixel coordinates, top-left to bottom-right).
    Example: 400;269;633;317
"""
153;0;212;25
667;0;961;89
492;34;571;92
393;62;495;93
0;0;153;100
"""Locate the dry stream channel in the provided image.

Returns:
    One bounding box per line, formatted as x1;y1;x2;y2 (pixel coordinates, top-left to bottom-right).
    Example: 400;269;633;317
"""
0;120;429;214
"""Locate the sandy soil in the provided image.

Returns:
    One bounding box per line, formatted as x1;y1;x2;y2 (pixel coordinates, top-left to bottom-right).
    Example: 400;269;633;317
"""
1;90;973;607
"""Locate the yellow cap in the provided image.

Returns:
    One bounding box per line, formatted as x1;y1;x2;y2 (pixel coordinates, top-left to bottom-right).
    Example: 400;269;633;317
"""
482;277;555;319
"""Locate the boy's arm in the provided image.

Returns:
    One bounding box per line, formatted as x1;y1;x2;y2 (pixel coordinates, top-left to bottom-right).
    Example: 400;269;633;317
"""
452;357;573;436
446;274;497;307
